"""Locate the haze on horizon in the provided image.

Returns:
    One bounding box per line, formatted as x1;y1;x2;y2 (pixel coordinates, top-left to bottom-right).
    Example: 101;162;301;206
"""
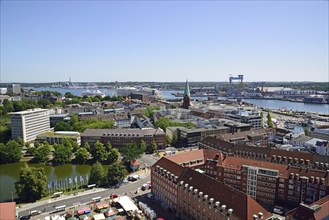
0;1;328;83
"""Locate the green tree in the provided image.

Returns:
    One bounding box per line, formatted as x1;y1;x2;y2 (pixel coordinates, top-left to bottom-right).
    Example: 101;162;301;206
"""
53;143;72;165
260;111;264;128
34;143;51;163
16;137;25;148
147;141;158;154
65;92;75;98
83;142;90;151
15;167;47;202
88;162;106;186
107;147;120;164
13;101;27;112
37;99;53;108
33;141;40;148
121;143;144;163
140;140;147;153
0;140;22;163
75;147;90;164
171;135;178;146
71;114;79;124
92;141;107;162
54;121;72;131
267;112;274;128
107;162;127;186
2;99;14;114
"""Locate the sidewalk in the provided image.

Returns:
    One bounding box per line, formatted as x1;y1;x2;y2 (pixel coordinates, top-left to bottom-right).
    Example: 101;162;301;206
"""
18;187;108;212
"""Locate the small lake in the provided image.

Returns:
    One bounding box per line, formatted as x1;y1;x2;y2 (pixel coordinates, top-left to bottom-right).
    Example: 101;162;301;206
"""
0;162;93;202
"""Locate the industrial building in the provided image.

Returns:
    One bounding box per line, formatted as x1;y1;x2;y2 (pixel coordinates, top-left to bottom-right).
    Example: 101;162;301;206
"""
10;108;50;142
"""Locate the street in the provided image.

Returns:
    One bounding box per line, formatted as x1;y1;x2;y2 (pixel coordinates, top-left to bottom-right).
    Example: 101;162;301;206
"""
18;154;158;218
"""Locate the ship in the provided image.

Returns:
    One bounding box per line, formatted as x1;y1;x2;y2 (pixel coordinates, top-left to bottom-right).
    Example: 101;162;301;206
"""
303;95;327;104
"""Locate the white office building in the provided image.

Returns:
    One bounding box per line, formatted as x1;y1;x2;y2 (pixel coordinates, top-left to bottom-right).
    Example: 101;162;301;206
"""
11;108;50;142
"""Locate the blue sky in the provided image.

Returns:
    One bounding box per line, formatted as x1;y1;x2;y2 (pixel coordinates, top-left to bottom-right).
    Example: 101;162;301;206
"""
1;1;328;83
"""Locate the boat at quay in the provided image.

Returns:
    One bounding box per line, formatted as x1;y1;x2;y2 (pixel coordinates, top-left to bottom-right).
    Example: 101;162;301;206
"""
31;87;329;114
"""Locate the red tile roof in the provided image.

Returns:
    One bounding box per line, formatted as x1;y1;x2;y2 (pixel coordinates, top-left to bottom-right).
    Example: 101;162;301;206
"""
0;202;16;220
286;195;329;220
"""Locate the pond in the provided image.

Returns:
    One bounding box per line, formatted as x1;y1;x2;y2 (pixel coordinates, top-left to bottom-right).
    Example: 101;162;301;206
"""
0;162;93;202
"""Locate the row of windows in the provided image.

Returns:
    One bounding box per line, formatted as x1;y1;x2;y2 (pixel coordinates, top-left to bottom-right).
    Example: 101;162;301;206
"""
257;186;275;193
257;181;276;188
256;191;275;199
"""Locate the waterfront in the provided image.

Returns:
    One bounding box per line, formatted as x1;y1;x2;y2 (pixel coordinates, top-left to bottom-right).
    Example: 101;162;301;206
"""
243;99;329;114
0;162;92;202
33;87;329;114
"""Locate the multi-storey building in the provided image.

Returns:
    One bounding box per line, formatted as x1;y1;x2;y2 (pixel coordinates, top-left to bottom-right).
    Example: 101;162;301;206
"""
166;126;229;147
217;129;272;147
81;128;165;149
309;128;329;141
285;195;329;220
151;149;272;220
152;148;329;219
7;84;21;94
36;131;81;145
203;152;329;206
224;113;262;130
10;108;50;142
199;137;329;171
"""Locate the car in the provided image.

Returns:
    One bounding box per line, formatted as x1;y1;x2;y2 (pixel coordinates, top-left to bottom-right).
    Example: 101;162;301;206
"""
29;210;41;216
273;208;284;215
141;183;149;191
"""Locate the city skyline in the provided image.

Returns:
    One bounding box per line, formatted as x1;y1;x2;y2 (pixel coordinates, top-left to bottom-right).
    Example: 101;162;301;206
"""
1;1;328;83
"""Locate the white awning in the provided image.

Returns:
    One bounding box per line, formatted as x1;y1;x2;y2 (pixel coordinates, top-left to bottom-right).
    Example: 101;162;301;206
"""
113;196;138;212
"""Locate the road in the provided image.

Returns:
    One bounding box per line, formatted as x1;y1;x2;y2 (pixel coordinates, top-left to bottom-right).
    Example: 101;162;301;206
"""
18;154;158;218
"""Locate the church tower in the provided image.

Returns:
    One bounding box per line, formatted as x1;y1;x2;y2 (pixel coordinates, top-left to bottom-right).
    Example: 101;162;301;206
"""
181;79;191;109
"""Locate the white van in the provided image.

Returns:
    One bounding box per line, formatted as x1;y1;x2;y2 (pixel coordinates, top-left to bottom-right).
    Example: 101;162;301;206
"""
29;210;41;216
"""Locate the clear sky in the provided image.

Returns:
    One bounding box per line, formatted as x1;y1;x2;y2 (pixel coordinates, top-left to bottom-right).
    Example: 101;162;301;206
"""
1;1;328;83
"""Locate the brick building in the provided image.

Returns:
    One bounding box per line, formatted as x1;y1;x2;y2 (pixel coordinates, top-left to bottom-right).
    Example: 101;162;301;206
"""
285;195;329;220
81;128;166;149
151;149;272;220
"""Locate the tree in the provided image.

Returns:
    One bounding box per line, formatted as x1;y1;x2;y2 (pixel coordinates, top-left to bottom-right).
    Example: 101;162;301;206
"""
34;143;51;163
33;141;40;148
0;140;22;163
92;141;107;162
54;121;72;131
107;162;127;186
267;112;274;128
140;140;147;153
53;143;72;165
83;142;90;151
107;147;120;164
89;162;106;186
2;99;14;114
75;148;90;164
171;135;178;146
147;141;158;154
16;137;25;148
121;143;144;163
260;111;264;128
13;101;27;112
15;167;47;202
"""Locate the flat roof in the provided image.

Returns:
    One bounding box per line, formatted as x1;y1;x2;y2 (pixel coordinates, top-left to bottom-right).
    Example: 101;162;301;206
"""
10;108;48;115
0;202;16;220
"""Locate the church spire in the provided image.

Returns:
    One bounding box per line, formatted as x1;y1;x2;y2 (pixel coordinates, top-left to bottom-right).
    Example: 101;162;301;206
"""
183;79;190;98
181;79;191;109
